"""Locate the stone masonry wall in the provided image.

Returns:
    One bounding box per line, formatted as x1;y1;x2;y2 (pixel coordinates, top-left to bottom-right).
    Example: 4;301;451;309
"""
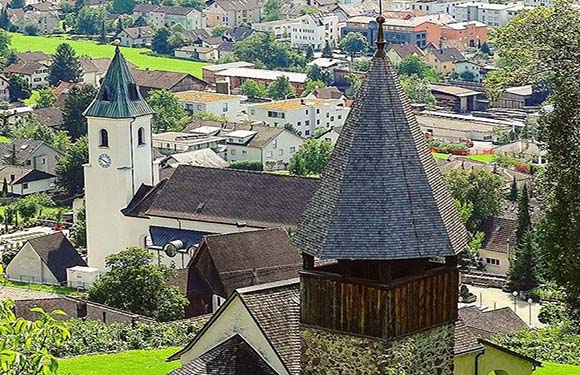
301;323;455;375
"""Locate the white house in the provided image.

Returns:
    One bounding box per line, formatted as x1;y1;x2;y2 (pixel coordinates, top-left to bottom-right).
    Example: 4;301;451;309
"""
454;60;484;82
175;91;244;122
252;18;298;41
115;26;154;47
0;138;62;174
4;61;49;89
391;0;470;14
174;45;219;62
0;166;55;195
5;232;86;285
451;2;524;27
83;47;319;271
148;5;206;30
248;97;350;138
152;132;225;155
290;14;340;50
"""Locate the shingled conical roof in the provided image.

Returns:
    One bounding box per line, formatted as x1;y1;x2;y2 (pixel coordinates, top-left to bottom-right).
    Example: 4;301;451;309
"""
293;18;467;261
84;46;154;119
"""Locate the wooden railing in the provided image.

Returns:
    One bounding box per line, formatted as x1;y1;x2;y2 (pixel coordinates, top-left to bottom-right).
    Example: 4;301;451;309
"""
300;266;458;339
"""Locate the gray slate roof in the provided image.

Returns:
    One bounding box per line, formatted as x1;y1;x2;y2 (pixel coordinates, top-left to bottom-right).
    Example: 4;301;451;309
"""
168;334;278;375
458;306;527;339
293;46;467;260
84;46;154;119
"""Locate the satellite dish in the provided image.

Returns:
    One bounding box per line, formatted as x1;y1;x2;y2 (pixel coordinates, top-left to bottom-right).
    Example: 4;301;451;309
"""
163;240;184;258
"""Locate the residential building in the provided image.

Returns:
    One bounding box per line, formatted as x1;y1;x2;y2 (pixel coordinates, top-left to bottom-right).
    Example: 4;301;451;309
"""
417;112;517;141
386;43;425;64
175;91;244;122
5;232;86;285
249;97;349;138
424;47;465;74
222;26;255;42
478;217;516;276
308;0;338;11
16;51;52;65
138;5;205;30
152;132;225;155
79;57;110;87
333;1;381;21
201;61;255;85
174;45;220;62
451;2;525;27
115;26;154;47
454;60;485;82
0;75;9;102
14;10;59;35
215;68;308;95
129;68;208;97
204;0;261;27
441;21;488;50
391;0;469;14
30;107;63;129
0;165;56;195
162;148;228;169
0;138;62;174
182;228;301;316
253;18;297;41
290;14;340;50
4;61;49;89
430;84;482;112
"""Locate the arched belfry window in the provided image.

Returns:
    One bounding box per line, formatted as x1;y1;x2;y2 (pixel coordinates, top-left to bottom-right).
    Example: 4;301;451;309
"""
137;127;145;146
99;129;109;147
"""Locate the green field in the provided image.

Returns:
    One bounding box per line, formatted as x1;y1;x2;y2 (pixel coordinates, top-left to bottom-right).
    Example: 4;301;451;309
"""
58;347;181;375
432;152;496;164
9;33;208;78
537;362;580;374
2;280;84;296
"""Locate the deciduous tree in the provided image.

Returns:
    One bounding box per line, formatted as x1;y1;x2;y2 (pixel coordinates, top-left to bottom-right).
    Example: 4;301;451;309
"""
267;75;296;99
8;74;31;102
146;89;190;132
339;32;369;60
151;27;172;55
288;139;333;175
262;0;283;21
239;79;266;100
111;0;135;14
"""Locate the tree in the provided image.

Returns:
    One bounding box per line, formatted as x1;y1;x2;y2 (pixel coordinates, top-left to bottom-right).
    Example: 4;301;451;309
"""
134;15;147;27
5;143;19;166
25;88;56;108
111;0;135;14
506;231;540;291
99;20;107;44
305;45;314;62
302;80;327;96
151;27;172;55
339;32;369;60
300;5;320;15
178;0;205;9
74;6;107;35
307;64;332;85
444;169;505;232
55;136;88;197
71;204;86;248
262;0;283;21
0;7;10;30
480;42;491;55
321;40;333;58
146;89;190;132
352;58;371;72
48;43;82;86
460;70;476;82
509;175;518;202
397;55;439;81
267;75;296;100
87;247;188;321
62;85;97;140
0;265;71;375
234;33;299;70
8;74;31;102
2;177;8;198
515;184;532;245
288;139;333;175
239;79;266;100
211;25;229;37
13;114;71;151
345;73;361;97
16;198;38;223
399;74;436;107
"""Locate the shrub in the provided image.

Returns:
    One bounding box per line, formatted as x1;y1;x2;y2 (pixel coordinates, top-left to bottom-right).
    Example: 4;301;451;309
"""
538;303;568;325
228;160;263;171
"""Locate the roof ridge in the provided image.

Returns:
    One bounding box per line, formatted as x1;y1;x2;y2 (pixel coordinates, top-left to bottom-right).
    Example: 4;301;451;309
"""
236;277;299;295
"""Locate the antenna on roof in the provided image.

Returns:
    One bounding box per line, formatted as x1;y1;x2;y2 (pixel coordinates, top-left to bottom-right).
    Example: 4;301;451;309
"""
375;0;386;55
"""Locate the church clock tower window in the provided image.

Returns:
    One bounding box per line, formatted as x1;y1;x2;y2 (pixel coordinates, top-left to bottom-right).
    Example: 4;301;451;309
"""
138;127;146;145
99;129;109;147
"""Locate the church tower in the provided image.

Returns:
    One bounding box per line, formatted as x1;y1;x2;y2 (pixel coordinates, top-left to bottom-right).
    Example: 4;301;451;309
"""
84;46;156;270
294;15;468;375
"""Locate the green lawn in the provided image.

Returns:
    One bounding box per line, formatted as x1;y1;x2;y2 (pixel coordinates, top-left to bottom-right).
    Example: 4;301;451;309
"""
537;362;580;374
2;280;84;296
9;33;208;78
431;152;496;164
0;135;11;143
58;347;181;375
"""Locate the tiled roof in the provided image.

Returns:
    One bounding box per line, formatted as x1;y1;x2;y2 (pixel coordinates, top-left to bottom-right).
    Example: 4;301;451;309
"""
254;98;337;111
293;39;467;260
238;280;300;374
427;47;465;62
26;232;86;283
387;43;425;59
175;90;242;103
0;138;59;166
214;0;261;11
4;61;47;75
0;165;54;185
17;51;51;63
480;217;516;254
193;228;302;295
120;26;154;40
32;107;63;129
186;122;295;149
169;334;278;375
84;47;154;119
454;319;484;355
129;68;206;90
459;306;527;339
215;68;307;83
167;149;228;169
125;165;319;227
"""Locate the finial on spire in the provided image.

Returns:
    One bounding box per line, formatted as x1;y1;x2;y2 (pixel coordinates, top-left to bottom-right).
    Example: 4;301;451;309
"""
375;0;386;54
113;39;121;54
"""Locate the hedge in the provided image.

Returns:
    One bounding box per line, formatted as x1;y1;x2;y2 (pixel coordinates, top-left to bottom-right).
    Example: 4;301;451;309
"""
228;160;264;171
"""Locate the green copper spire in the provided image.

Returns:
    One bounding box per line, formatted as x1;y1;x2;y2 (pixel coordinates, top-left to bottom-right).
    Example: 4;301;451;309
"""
84;46;154;119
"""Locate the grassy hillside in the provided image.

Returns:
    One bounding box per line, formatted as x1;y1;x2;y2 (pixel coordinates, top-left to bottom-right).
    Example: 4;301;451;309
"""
536;362;580;374
9;33;208;78
58;347;181;375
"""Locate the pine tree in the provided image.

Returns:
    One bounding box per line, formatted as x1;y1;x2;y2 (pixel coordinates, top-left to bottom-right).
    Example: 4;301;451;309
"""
305;45;314;62
48;43;82;86
321;40;333;58
509;175;518;202
6;143;18;166
515;184;532;245
0;8;10;30
506;231;540;291
9;0;24;9
2;177;8;198
99;20;107;44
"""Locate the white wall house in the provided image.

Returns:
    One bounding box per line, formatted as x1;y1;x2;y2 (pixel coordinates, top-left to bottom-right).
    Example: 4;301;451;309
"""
175;91;244;122
291;14;340;50
252;19;298;41
451;2;524;27
147;6;206;30
0;166;56;196
391;0;469;14
152;132;225;155
248;98;350;138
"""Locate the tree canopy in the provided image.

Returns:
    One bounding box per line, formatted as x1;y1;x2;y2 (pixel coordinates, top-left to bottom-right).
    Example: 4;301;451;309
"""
267;75;296;100
339;32;369;58
288;139;333;175
239;79;266;100
262;0;283;21
62;85;97;140
146;89;190;132
55;136;88;197
48;43;82;86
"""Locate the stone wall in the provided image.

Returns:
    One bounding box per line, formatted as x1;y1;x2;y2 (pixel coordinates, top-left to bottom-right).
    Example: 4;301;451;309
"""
301;323;455;375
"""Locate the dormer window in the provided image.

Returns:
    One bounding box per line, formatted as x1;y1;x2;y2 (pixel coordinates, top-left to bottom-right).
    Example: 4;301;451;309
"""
99;129;109;147
101;85;112;101
128;83;139;101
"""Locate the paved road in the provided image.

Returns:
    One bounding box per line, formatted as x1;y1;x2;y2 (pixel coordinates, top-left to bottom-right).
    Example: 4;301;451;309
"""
460;285;544;328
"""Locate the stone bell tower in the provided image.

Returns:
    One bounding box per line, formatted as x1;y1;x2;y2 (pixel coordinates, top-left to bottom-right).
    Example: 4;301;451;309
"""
293;13;468;375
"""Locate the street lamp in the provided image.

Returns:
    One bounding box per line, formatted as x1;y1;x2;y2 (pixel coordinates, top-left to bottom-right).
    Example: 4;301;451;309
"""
527;298;533;326
512;291;518;313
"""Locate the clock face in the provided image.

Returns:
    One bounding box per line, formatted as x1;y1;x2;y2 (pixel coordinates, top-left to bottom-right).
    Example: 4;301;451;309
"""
98;153;112;168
